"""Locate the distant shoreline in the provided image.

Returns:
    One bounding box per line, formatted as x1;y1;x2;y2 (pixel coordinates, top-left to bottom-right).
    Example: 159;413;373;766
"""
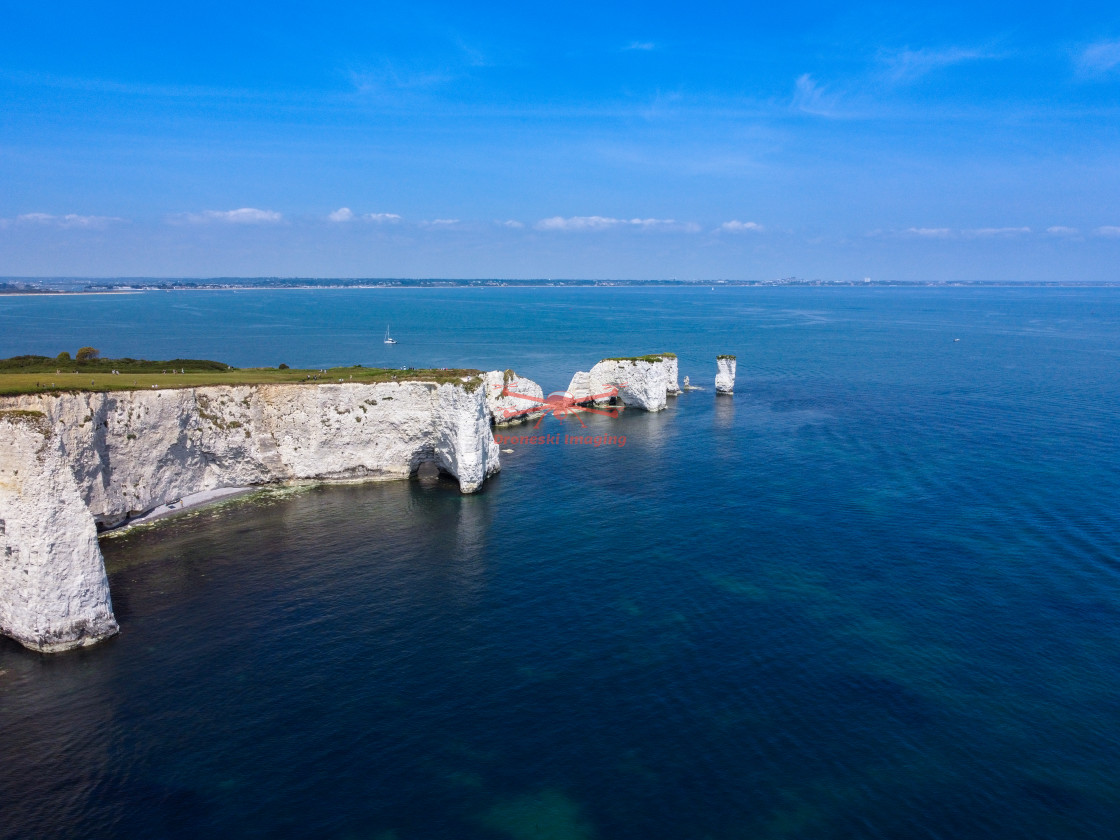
5;279;1120;294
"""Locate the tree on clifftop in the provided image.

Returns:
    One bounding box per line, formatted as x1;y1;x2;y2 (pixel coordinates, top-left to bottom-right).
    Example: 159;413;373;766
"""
75;347;100;361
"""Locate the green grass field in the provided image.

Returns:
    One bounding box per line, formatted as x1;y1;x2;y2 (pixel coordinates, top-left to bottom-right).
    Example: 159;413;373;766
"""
0;356;483;397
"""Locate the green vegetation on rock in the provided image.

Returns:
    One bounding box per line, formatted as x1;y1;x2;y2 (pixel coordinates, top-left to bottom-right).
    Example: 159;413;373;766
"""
602;352;676;364
0;355;484;396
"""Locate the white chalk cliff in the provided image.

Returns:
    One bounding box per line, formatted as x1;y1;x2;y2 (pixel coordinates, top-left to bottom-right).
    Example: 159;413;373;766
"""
483;370;546;425
0;411;117;652
566;371;592;403
715;357;737;394
0;378;498;652
583;355;679;412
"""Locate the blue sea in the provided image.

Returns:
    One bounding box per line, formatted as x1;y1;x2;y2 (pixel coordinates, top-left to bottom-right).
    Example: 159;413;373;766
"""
2;286;1120;839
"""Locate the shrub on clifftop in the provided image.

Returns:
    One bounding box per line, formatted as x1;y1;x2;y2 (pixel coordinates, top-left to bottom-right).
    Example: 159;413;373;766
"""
76;347;100;361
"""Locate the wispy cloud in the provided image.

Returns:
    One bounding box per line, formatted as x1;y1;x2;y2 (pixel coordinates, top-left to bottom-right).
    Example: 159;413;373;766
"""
10;212;125;229
881;47;993;83
535;216;696;232
349;64;456;97
717;220;763;233
624;41;656;52
791;74;840;117
328;208;402;223
905;227;953;238
966;226;1031;238
1093;225;1120;238
1046;226;1080;236
421;218;461;228
177;208;283;225
1077;40;1120;77
498;219;524;228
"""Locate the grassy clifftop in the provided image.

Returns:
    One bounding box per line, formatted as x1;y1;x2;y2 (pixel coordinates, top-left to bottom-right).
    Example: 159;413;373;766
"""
601;353;676;364
0;356;483;396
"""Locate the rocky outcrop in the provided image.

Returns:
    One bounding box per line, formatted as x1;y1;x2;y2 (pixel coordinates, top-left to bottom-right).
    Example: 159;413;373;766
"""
576;354;679;412
567;371;591;403
1;411;118;652
0;378;498;652
483;370;546;426
715;356;737;394
665;356;682;395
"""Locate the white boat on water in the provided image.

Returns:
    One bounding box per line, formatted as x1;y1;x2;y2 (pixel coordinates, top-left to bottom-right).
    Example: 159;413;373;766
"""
384;326;397;344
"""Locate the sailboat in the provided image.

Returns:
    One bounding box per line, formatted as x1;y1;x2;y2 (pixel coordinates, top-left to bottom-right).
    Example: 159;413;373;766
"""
384;326;397;344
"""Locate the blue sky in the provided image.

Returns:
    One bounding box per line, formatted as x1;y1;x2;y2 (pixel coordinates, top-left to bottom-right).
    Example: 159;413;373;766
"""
2;1;1120;280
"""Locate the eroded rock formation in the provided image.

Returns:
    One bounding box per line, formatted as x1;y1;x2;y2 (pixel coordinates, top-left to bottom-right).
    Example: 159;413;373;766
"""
0;378;497;651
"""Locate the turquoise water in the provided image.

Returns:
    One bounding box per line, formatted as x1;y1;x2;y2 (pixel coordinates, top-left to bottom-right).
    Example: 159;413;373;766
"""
2;287;1120;838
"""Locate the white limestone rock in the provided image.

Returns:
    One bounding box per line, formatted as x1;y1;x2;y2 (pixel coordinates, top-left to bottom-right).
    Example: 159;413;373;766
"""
566;371;591;403
715;356;737;394
586;355;678;412
665;356;682;395
483;370;546;426
0;411;118;652
0;377;498;651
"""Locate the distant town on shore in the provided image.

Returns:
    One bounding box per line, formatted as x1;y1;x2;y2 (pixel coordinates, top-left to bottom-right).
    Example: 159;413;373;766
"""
3;276;1119;293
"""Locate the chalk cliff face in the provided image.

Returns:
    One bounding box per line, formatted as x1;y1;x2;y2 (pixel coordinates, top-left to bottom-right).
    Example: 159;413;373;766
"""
0;379;498;651
584;355;678;412
665;357;682;395
715;357;737;394
1;412;118;652
483;371;546;426
566;371;591;403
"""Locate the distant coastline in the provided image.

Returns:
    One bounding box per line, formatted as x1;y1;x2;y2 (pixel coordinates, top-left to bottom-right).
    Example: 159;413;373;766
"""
4;277;1120;294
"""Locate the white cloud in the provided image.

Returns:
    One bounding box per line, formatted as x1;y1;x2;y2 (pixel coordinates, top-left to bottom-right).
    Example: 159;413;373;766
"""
325;208;400;223
882;47;991;82
535;216;694;232
1077;40;1120;76
967;226;1031;238
537;216;620;231
424;218;460;226
791;73;839;117
1046;226;1080;236
1093;225;1120;238
499;219;525;228
905;227;953;238
624;41;656;51
179;208;283;224
13;212;124;229
349;66;455;96
718;220;763;233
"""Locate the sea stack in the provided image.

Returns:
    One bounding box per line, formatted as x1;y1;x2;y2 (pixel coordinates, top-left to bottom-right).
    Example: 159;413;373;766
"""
715;355;736;394
483;370;546;426
582;354;678;412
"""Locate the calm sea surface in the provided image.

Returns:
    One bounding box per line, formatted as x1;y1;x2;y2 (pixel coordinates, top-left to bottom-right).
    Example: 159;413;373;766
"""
2;287;1120;839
